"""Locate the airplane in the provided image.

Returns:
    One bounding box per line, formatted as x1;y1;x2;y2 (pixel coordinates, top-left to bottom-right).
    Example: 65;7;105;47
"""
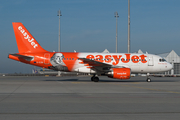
8;22;173;82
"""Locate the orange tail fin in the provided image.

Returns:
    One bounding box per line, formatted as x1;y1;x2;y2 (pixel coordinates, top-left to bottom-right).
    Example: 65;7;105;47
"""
12;22;47;53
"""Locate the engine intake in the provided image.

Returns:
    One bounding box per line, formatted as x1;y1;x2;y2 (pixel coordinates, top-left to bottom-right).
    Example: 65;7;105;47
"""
107;68;131;79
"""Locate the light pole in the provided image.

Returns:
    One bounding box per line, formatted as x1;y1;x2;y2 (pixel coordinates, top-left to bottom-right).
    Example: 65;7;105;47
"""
57;10;62;52
57;10;62;76
128;0;130;53
114;11;119;53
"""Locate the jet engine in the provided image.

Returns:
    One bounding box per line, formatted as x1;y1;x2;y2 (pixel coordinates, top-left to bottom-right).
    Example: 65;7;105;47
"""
107;68;131;79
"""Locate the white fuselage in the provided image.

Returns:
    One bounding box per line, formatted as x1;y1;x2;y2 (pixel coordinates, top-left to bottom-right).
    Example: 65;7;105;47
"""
72;53;172;74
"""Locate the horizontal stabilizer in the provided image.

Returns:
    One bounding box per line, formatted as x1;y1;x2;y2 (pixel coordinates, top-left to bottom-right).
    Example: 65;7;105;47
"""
9;54;34;61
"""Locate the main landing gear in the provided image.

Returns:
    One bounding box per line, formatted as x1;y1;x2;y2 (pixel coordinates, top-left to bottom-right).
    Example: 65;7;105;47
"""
91;75;99;82
146;73;151;82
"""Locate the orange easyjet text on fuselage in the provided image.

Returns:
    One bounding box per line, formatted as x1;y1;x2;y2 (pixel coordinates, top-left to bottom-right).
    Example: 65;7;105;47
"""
86;54;147;65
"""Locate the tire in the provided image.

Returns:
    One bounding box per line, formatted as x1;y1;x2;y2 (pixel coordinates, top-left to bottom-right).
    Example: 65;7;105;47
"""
146;78;151;82
93;77;99;82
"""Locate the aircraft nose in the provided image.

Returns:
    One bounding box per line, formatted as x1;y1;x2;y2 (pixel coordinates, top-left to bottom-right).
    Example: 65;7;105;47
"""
167;63;173;70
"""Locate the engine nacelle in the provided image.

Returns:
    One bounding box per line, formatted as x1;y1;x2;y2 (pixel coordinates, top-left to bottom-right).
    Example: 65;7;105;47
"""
107;68;131;79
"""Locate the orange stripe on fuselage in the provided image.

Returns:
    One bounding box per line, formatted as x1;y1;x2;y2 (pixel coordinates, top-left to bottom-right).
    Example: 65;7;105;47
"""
61;52;79;71
8;52;79;71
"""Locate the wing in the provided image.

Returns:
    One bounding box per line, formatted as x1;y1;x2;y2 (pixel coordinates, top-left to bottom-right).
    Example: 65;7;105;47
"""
79;58;112;67
78;58;126;73
9;54;34;61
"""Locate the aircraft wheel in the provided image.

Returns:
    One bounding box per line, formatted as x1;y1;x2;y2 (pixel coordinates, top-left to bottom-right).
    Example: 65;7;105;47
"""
146;78;151;82
93;77;99;82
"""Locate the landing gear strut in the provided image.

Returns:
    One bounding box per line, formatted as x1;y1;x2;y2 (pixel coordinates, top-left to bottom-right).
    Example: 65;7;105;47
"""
91;75;99;82
146;73;151;82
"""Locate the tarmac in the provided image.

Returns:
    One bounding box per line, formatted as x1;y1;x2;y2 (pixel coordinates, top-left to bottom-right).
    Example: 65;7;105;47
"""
0;75;180;120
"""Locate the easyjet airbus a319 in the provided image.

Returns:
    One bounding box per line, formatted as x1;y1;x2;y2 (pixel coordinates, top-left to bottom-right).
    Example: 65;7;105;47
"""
8;22;173;82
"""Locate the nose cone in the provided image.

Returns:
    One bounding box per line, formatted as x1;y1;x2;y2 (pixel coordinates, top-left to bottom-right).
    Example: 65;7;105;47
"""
167;63;173;71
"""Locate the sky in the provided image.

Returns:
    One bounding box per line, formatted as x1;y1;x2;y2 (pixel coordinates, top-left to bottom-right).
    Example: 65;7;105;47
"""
0;0;180;73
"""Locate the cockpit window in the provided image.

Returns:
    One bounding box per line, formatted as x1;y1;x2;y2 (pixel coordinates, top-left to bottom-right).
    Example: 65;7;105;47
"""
159;58;166;62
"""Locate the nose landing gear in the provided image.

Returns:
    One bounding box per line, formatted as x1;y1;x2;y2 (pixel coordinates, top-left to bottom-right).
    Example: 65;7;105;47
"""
146;78;151;82
146;73;151;82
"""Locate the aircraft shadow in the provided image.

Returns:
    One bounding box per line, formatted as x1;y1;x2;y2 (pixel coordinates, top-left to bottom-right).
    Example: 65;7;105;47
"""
42;77;178;82
43;79;79;82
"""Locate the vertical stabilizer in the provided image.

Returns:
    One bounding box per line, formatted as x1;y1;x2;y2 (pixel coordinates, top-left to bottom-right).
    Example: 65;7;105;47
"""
12;22;47;53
